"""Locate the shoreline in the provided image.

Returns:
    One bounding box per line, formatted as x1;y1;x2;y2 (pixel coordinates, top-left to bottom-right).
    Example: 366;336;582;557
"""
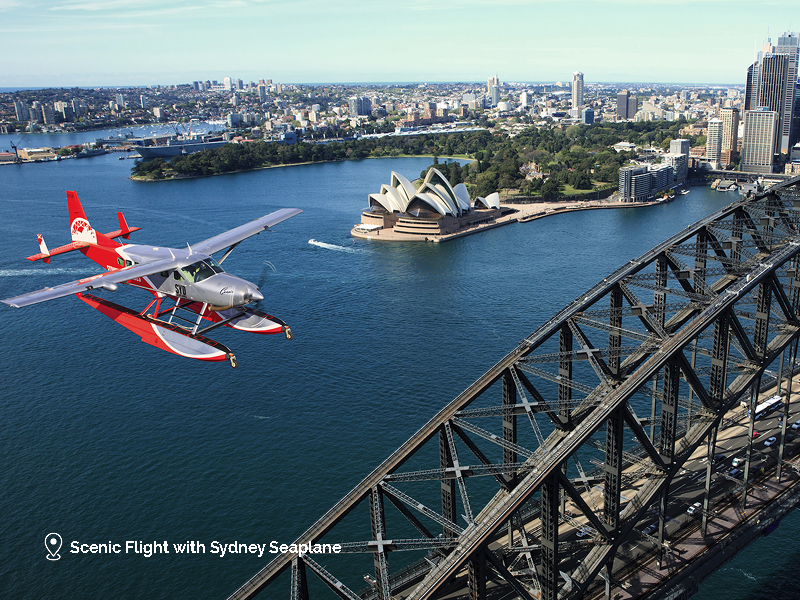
128;153;472;182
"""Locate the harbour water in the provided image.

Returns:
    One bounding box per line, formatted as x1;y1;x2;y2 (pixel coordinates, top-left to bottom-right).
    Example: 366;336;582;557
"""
0;136;797;599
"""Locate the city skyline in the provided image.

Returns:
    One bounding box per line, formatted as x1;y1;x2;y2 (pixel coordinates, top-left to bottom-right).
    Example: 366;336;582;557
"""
0;0;793;87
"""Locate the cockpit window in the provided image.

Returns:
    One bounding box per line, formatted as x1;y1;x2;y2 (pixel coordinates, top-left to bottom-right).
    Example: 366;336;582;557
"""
179;258;224;283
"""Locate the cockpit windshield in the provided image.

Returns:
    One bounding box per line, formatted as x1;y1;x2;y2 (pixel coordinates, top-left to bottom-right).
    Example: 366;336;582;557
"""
180;258;224;283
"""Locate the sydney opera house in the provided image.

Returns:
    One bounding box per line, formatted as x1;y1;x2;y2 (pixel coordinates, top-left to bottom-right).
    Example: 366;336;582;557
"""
352;168;505;241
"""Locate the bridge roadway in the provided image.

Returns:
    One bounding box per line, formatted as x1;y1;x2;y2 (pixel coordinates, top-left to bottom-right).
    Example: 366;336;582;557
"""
228;175;800;600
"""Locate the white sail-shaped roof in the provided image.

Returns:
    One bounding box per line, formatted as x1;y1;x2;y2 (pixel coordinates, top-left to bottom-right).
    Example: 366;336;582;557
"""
390;171;417;204
453;183;471;210
380;184;408;212
418;182;459;216
475;192;500;210
411;192;454;216
368;168;498;220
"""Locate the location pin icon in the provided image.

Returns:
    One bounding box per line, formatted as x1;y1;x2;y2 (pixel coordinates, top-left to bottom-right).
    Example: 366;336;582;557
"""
45;533;62;561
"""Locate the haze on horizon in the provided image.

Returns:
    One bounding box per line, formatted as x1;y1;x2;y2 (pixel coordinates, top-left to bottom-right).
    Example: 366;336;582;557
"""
0;0;792;88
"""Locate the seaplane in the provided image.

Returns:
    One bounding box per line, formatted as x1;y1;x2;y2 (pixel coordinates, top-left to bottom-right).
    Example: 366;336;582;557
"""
2;191;301;367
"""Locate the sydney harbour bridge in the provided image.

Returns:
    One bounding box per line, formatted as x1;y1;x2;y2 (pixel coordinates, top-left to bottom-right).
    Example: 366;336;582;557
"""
229;175;800;600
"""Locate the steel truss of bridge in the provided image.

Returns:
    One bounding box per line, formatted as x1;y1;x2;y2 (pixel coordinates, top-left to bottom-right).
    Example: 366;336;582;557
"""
228;175;800;600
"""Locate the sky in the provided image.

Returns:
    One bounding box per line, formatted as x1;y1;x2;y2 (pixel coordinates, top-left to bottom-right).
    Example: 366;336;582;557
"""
0;0;795;88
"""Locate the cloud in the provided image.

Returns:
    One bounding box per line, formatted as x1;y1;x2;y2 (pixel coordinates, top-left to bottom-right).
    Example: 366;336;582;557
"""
0;0;22;11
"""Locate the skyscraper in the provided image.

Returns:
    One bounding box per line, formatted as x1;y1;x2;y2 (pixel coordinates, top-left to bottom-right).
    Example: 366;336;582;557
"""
617;90;630;119
487;74;498;95
744;32;799;155
720;107;739;153
572;71;584;108
706;119;723;169
741;108;779;173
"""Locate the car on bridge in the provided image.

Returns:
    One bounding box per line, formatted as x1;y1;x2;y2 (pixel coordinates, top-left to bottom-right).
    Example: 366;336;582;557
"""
752;431;761;439
732;457;744;467
642;524;657;536
686;502;702;515
792;420;800;430
728;468;743;478
764;436;778;447
712;453;726;463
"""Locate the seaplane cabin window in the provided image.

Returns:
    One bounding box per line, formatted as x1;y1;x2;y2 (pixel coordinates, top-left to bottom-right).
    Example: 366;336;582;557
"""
180;259;224;283
117;257;124;267
173;271;183;281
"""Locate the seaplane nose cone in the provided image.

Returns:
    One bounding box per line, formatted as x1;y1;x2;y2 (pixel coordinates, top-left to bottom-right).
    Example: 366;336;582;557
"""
246;287;264;302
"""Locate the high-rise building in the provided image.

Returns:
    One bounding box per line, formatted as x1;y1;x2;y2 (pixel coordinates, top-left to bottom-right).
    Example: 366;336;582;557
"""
617;90;630;119
490;85;500;107
572;71;584;108
13;99;29;122
348;96;371;116
720;107;739;153
741;108;779;173
519;91;530;107
744;32;799;155
224;77;233;91
258;84;268;103
706;118;723;169
628;95;638;119
115;93;125;108
581;107;594;124
487;74;498;95
670;139;690;156
663;152;688;184
140;95;148;109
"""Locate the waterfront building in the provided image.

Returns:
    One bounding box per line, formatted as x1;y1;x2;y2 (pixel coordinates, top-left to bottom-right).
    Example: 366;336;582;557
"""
706;118;723;169
618;163;675;202
355;168;502;239
663;152;688;184
619;165;650;202
572;71;584;108
741;108;779;173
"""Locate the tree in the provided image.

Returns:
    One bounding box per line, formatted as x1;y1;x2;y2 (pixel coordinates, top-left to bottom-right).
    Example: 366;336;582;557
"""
541;178;562;200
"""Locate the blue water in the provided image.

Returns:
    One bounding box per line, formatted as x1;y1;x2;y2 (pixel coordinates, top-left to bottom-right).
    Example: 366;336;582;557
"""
0;141;792;599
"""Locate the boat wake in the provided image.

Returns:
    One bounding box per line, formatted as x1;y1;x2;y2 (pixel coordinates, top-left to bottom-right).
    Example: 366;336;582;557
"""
308;239;360;253
0;268;94;278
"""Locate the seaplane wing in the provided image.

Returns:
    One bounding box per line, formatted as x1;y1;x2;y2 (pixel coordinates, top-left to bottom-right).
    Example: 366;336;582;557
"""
191;208;302;256
1;256;181;308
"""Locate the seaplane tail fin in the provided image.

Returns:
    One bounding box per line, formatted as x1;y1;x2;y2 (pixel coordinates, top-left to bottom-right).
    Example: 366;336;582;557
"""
66;191;120;248
117;212;133;239
37;234;51;263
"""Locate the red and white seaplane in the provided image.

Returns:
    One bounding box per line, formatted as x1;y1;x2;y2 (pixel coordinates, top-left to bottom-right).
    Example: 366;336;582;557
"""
2;191;301;367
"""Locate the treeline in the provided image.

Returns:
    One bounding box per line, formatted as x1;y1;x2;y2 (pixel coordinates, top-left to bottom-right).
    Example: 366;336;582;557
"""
132;119;697;202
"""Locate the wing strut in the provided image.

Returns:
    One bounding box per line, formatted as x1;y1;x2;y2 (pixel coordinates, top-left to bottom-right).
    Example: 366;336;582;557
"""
218;242;242;264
